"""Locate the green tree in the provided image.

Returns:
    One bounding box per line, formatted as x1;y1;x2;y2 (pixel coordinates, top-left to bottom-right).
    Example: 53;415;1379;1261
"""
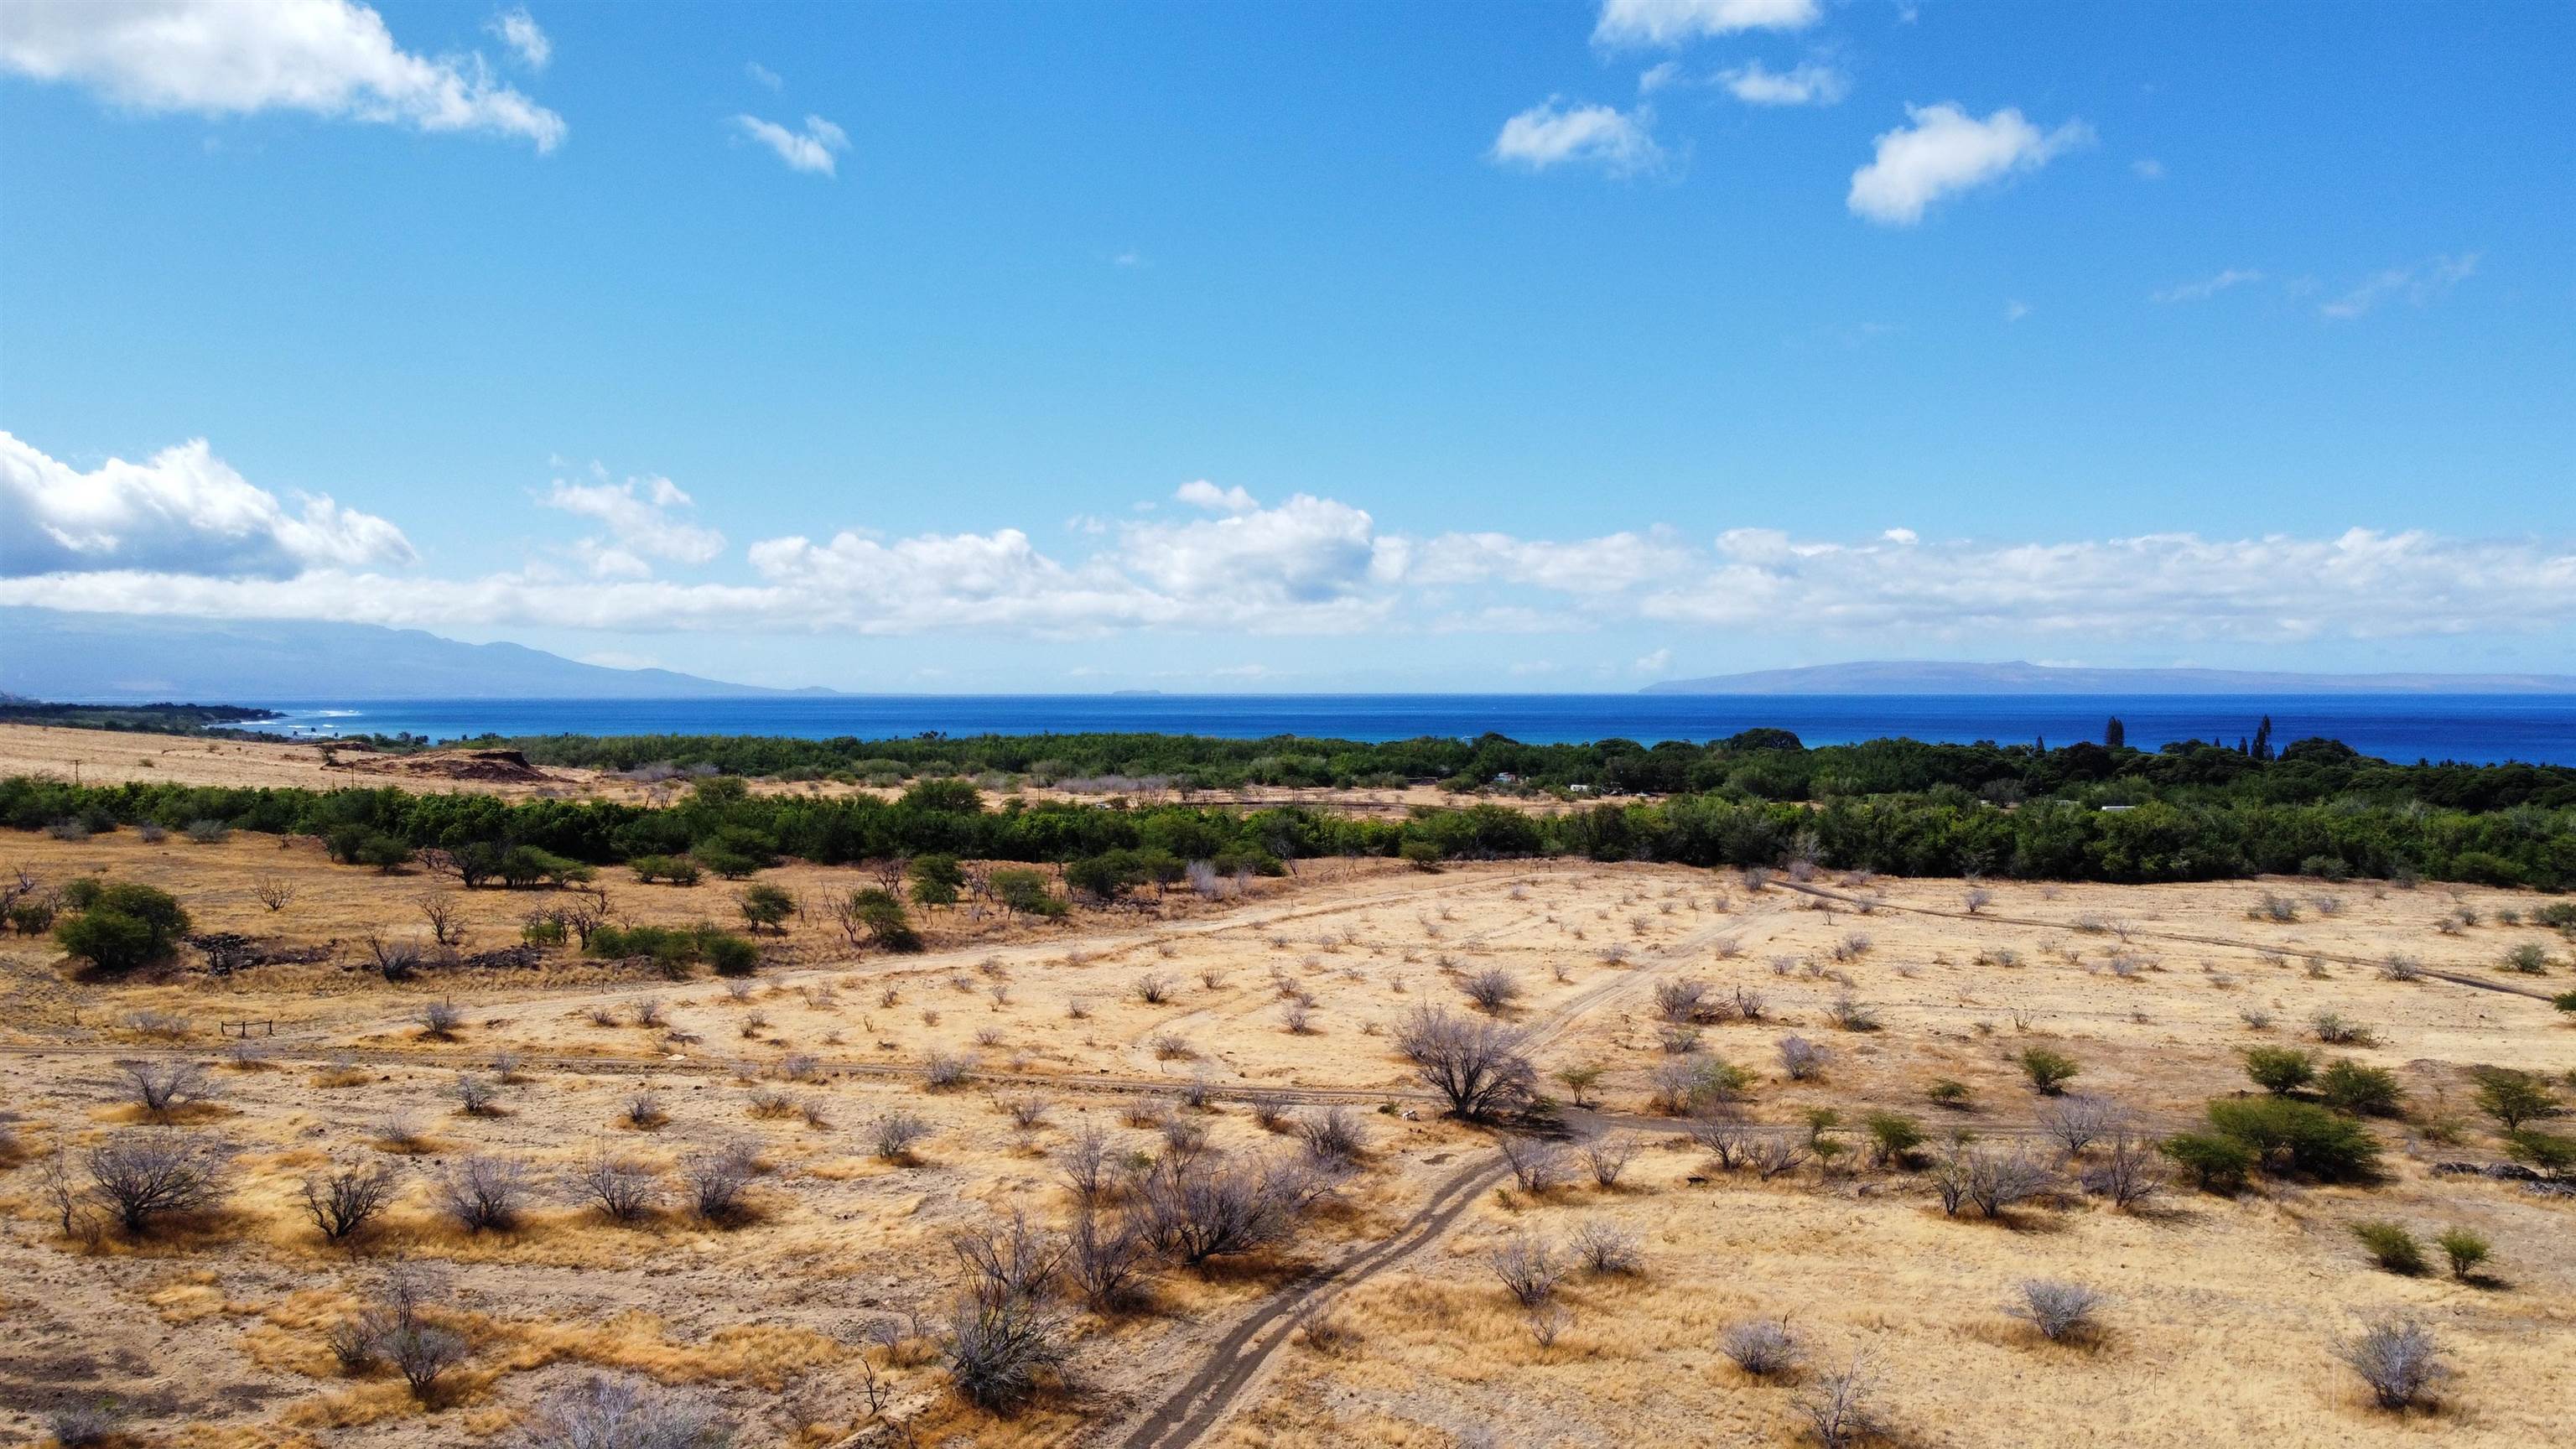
737;884;795;934
2242;1046;2317;1096
2471;1067;2560;1131
55;882;191;972
907;853;964;906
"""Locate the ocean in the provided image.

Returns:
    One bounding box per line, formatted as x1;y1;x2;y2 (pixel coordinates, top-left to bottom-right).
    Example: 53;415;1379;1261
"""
233;693;2576;766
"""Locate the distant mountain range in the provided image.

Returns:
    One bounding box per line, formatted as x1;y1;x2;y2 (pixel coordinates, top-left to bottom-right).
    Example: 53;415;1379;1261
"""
0;608;822;701
1643;660;2576;695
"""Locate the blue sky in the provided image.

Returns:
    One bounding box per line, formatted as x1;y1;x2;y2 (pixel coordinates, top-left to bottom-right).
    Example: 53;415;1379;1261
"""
3;0;2571;691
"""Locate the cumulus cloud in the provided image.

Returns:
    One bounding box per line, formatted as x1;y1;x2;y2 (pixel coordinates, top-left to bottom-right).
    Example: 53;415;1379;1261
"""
733;112;848;176
745;61;782;91
5;433;2569;649
2319;252;2479;320
486;7;548;70
1716;60;1846;106
0;431;414;579
543;469;724;578
1594;0;1819;47
1847;102;2091;226
0;0;565;150
2153;268;2265;304
1492;99;1663;176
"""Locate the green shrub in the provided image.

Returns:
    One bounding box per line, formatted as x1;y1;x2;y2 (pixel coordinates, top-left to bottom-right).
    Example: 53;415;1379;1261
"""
2242;1046;2316;1095
691;845;762;880
55;881;190;972
844;888;921;952
2433;1227;2490;1280
2351;1221;2426;1275
1398;839;1445;871
521;916;568;948
2159;1131;2256;1193
2500;942;2551;974
60;877;104;911
1862;1110;1924;1167
737;884;795;934
2018;1047;2080;1095
700;931;760;977
2470;1067;2560;1131
629;854;701;886
2317;1059;2405;1117
2503;1128;2575;1173
907;853;963;906
2205;1096;2382;1182
990;868;1066;918
2554;989;2576;1015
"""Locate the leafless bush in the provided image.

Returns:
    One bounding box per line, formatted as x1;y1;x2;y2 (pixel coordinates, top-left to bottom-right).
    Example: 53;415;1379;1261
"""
2338;1316;2447;1410
943;1286;1068;1414
453;1073;502;1116
1826;992;1882;1032
1462;967;1522;1015
336;1266;468;1400
438;1154;530;1233
1058;1124;1114;1203
2380;953;2424;982
1133;972;1173;1005
1279;999;1315;1035
2009;1279;2106;1342
1776;1034;1829;1082
1525;1301;1574;1349
2080;1128;2167;1210
45;1403;122;1447
117;1058;214;1119
82;1130;231;1233
949;1212;1065;1306
1936;1145;2054;1218
1133;1154;1322;1267
2038;1094;2124;1156
1581;1134;1639;1187
252;875;297;912
872;1109;935;1161
1152;1032;1198;1062
684;1142;758;1225
1655;979;1719;1024
1394;1006;1535;1120
517;1374;734;1449
417;997;465;1039
1731;984;1769;1021
634;997;668;1028
623;1090;667;1129
1476;1233;1561;1309
573;1150;660;1223
1748;1134;1810;1182
1567;1218;1642;1275
1796;1353;1883;1449
1499;1135;1567;1193
922;1051;976;1089
1964;887;1994;915
999;1094;1052;1130
299;1157;397;1243
1719;1317;1802;1377
1297;1106;1367;1166
1065;1202;1154;1312
417;895;467;948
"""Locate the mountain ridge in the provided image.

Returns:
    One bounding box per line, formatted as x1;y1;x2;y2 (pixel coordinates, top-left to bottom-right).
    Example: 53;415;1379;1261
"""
0;608;827;701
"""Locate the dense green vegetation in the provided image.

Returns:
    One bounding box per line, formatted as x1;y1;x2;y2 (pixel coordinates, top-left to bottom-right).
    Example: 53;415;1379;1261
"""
0;701;280;733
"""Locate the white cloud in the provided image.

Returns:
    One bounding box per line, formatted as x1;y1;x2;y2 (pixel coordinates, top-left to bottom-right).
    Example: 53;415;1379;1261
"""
1594;0;1819;47
732;112;848;176
1716;60;1847;106
2319;252;2479;320
0;0;565;150
542;469;724;578
2153;267;2265;304
1846;102;2092;226
7;432;2570;650
486;7;548;70
0;431;414;579
1492;99;1663;176
2131;157;2166;180
1633;647;1673;673
745;61;782;91
1174;480;1258;514
2002;299;2029;322
1638;60;1683;94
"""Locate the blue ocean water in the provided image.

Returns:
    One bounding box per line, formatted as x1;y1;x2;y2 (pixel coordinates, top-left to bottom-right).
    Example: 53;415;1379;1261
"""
236;693;2576;766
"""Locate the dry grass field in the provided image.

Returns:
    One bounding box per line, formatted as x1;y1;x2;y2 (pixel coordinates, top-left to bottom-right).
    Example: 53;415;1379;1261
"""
2;814;2570;1448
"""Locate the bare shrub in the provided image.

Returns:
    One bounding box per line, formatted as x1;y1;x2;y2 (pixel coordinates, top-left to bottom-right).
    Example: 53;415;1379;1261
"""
417;997;465;1039
1826;992;1882;1032
2009;1279;2106;1342
517;1374;734;1449
1732;984;1769;1021
1567;1218;1642;1275
573;1151;661;1223
871;1109;935;1161
922;1052;976;1090
1065;1203;1154;1312
1296;1106;1366;1166
83;1130;230;1233
1719;1317;1802;1378
1775;1034;1829;1082
2038;1094;2124;1156
2081;1128;2167;1210
1748;1134;1810;1182
1796;1353;1883;1449
1000;1094;1052;1130
623;1090;667;1129
1526;1302;1574;1349
1133;972;1173;1005
438;1155;530;1233
299;1158;397;1243
943;1287;1068;1414
46;1403;123;1447
417;895;468;948
1058;1124;1114;1204
2338;1317;2446;1410
1488;1233;1565;1306
452;1073;502;1116
949;1212;1065;1306
1462;967;1522;1015
1394;1006;1535;1120
1654;979;1718;1025
1246;1090;1291;1130
1499;1135;1566;1193
252;875;297;912
684;1142;758;1225
117;1058;214;1119
1936;1145;2054;1218
1132;1154;1321;1267
1581;1134;1639;1187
